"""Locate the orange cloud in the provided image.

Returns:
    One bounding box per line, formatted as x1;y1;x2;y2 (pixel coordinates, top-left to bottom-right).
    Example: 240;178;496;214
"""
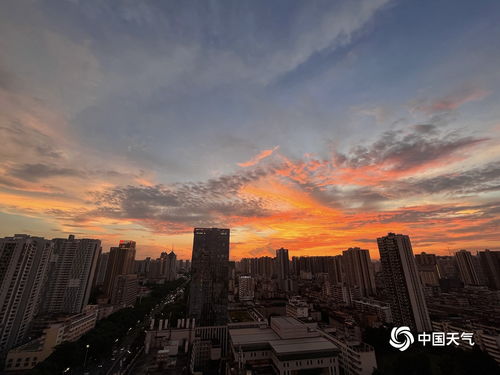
412;87;490;114
237;146;279;167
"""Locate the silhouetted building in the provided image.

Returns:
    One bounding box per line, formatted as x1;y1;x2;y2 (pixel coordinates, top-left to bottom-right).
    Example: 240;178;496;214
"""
478;250;500;290
238;276;254;301
0;235;53;352
103;240;136;297
455;250;481;286
276;248;289;280
40;235;101;314
342;248;376;297
415;252;440;287
94;251;109;286
161;250;177;281
377;233;431;332
189;228;230;326
111;274;138;307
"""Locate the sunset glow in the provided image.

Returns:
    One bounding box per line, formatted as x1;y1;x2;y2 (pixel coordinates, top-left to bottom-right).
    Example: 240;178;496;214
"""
1;0;499;260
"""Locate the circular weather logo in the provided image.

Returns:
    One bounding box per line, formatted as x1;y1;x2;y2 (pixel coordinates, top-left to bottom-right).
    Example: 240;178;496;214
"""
389;326;414;351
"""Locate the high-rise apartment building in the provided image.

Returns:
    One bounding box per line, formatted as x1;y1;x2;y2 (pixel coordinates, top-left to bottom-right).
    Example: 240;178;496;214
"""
40;235;101;314
436;256;459;279
94;251;109;287
160;250;177;281
238;276;255;301
478;250;500;290
103;240;136;297
111;274;138;307
415;252;440;287
189;228;230;326
0;235;53;352
455;250;481;286
377;233;431;332
342;247;376;297
291;256;344;284
276;248;289;281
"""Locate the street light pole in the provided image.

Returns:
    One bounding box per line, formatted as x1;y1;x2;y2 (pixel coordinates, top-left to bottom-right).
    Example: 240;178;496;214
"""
83;344;90;371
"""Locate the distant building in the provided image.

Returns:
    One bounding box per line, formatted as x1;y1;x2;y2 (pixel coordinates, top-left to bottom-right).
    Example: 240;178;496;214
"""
478;250;500;290
238;276;254;301
292;255;344;284
111;274;139;307
0;235;53;352
286;296;309;319
161;250;177;281
415;252;440;287
103;240;136;297
353;299;393;324
436;255;460;280
94;252;109;286
276;248;290;292
455;250;481;286
189;228;230;326
377;233;431;332
40;235;101;314
342;248;376;297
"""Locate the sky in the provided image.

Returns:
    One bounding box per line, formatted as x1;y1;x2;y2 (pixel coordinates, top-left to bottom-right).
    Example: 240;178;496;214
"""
1;0;499;260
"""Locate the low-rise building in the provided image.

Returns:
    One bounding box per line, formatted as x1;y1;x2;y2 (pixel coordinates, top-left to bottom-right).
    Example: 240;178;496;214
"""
352;299;392;324
432;320;500;365
318;329;377;375
286;296;309;319
4;307;97;371
229;316;340;375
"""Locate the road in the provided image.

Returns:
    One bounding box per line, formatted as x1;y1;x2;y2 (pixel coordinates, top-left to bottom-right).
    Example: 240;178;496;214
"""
74;280;188;375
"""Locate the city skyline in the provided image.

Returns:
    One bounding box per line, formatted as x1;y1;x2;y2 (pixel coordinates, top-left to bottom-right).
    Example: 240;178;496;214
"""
1;0;500;260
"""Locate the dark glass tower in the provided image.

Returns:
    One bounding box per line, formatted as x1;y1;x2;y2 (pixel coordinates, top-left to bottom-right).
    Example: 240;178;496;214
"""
189;228;230;326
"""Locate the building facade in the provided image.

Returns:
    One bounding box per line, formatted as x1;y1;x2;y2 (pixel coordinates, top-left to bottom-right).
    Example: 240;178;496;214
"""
342;248;376;297
103;240;136;297
189;228;230;326
0;235;53;353
377;233;431;332
40;235;101;314
455;250;481;286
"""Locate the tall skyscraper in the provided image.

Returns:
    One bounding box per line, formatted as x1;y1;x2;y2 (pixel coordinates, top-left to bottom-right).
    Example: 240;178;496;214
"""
478;250;500;290
342;247;376;297
160;250;177;281
189;228;230;326
415;252;440;287
455;250;481;286
276;248;289;280
103;240;136;297
377;233;431;332
40;235;101;314
94;251;109;287
0;235;53;352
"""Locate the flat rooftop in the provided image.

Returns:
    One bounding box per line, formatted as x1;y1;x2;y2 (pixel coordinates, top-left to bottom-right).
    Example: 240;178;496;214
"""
230;327;279;346
270;336;336;355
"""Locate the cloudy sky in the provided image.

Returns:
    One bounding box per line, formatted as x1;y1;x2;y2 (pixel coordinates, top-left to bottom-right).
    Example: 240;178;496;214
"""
1;0;499;260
